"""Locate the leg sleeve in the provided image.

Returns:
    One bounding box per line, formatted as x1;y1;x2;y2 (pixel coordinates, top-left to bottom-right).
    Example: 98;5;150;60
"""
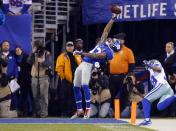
73;64;82;87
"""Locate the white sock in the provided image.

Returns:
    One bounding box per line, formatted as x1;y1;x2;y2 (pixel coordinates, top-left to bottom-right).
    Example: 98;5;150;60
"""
145;118;150;121
77;109;83;111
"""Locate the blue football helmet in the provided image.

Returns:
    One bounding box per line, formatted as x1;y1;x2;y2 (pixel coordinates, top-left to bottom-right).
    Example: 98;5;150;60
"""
111;39;121;52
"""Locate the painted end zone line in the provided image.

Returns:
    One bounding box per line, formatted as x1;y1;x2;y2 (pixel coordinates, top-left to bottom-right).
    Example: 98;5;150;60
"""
0;118;129;124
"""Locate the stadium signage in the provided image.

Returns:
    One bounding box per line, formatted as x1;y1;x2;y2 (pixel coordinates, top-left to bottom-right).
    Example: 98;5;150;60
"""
0;15;32;54
83;0;176;24
118;3;168;19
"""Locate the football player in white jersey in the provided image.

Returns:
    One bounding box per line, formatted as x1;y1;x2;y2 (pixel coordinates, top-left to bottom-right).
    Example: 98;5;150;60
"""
2;0;32;15
139;59;176;126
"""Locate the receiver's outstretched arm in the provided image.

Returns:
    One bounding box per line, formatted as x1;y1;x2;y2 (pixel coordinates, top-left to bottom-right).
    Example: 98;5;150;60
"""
99;14;117;43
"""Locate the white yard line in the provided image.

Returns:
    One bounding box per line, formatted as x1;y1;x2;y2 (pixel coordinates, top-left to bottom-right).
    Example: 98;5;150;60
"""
98;125;119;131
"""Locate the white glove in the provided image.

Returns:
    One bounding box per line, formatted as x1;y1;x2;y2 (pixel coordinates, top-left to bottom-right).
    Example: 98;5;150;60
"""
143;60;152;68
73;50;83;55
94;62;100;68
143;60;148;65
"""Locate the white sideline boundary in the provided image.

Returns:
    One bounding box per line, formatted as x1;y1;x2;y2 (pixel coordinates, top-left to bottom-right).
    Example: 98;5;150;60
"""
122;118;176;131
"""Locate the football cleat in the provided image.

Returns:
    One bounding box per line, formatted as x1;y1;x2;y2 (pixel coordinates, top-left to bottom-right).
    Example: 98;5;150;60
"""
83;109;91;119
138;120;152;126
70;109;84;119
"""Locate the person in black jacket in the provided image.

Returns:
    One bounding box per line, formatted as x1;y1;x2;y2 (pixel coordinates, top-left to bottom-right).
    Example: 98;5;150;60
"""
163;42;176;78
159;41;176;117
17;53;33;116
162;42;176;117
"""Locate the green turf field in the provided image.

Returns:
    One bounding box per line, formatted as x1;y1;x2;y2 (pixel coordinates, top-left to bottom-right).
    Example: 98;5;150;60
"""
0;124;156;131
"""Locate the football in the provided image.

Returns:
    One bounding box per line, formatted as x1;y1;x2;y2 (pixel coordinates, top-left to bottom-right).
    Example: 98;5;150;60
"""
110;5;121;14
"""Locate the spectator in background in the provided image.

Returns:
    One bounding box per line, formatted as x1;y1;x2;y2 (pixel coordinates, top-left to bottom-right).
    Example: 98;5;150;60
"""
121;73;145;118
0;40;23;115
28;40;51;118
74;38;84;52
160;41;176;117
17;51;33;116
89;66;111;118
0;41;23;79
163;42;176;85
0;54;17;117
109;33;135;111
55;41;82;117
2;0;32;15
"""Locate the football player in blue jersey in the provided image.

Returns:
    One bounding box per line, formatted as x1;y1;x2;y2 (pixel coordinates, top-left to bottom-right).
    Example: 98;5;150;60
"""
71;13;121;119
